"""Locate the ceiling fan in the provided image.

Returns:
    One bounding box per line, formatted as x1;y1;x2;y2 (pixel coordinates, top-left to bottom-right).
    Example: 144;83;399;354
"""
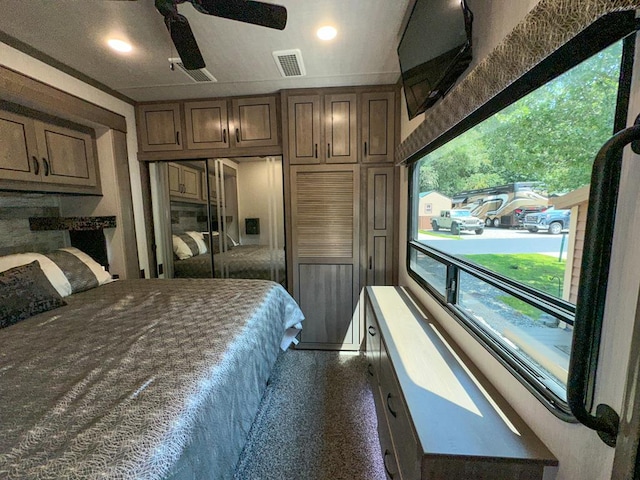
154;0;287;70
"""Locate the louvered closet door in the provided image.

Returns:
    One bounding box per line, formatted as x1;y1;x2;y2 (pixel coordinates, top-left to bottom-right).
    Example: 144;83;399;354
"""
291;164;360;350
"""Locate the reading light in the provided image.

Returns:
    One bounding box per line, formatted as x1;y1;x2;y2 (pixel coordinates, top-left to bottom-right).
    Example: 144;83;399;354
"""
317;26;337;41
107;39;133;53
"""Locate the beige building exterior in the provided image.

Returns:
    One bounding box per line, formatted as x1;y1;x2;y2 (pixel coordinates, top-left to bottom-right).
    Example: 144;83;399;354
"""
418;191;452;230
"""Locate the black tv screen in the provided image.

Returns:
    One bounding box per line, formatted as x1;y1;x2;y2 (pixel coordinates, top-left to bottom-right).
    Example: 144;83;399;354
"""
398;0;473;119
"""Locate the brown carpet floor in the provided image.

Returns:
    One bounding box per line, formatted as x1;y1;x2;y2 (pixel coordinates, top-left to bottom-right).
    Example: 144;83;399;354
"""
234;350;386;480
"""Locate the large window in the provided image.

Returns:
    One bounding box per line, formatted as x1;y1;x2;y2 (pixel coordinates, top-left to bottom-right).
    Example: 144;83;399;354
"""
408;38;629;416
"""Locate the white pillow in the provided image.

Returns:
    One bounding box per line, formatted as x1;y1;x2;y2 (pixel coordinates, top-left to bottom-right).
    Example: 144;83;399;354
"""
59;247;112;286
0;253;72;297
185;231;208;255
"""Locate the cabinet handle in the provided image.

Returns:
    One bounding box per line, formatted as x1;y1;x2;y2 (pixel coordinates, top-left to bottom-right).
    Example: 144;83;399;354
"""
315;143;318;158
176;131;180;145
368;325;376;337
367;363;375;376
386;392;397;418
223;128;227;143
42;158;50;176
364;141;368;156
235;128;240;143
369;256;373;270
32;156;40;176
327;143;331;158
383;450;396;479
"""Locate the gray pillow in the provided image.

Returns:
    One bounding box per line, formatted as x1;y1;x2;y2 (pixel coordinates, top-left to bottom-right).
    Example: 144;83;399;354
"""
0;261;67;329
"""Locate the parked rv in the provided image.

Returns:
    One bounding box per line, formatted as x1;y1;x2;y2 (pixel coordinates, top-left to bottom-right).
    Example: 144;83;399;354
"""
452;182;549;228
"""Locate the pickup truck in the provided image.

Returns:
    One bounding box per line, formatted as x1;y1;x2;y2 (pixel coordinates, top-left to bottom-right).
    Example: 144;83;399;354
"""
523;207;571;234
432;209;484;235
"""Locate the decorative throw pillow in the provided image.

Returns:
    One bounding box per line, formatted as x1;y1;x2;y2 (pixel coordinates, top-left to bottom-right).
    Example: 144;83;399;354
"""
0;261;67;329
44;249;102;294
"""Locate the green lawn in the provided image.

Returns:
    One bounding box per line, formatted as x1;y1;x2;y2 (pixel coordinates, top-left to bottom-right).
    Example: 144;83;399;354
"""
463;253;566;319
418;229;462;240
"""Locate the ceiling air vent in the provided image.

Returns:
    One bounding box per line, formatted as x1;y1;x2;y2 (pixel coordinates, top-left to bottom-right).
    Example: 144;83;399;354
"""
272;49;306;77
168;58;217;83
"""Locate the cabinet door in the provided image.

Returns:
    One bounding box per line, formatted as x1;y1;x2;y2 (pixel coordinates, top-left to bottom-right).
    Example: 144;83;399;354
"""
201;173;217;202
291;164;360;349
362;91;395;163
35;122;98;187
138;103;183;152
184;100;229;149
287;94;321;164
231;96;279;148
180;165;201;200
168;163;182;196
366;166;394;286
324;93;358;164
0;110;40;182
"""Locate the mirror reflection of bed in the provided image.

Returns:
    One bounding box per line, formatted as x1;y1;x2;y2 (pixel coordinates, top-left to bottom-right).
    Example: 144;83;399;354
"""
163;157;286;286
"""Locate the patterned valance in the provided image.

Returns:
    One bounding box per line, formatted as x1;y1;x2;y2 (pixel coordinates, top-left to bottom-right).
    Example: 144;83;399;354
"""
29;216;116;231
396;0;640;164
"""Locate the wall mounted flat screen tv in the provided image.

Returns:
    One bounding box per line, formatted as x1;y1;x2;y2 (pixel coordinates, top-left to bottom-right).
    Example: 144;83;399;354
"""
398;0;473;120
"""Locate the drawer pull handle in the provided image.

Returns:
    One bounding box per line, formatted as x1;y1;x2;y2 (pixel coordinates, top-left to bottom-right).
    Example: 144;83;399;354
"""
383;449;396;479
386;392;397;418
367;363;374;376
368;326;376;336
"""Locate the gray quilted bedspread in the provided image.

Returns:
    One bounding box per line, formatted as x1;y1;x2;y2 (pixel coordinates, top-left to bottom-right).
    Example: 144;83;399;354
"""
0;278;304;480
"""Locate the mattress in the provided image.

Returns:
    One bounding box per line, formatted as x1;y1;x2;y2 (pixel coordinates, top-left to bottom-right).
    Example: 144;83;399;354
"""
0;278;304;479
174;245;285;283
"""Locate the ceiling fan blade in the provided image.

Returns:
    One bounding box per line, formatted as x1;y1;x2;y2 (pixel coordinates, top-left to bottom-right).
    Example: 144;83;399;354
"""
194;0;287;30
165;14;206;70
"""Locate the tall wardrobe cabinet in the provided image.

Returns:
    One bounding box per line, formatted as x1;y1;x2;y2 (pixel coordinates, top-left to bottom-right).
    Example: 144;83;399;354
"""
282;86;398;351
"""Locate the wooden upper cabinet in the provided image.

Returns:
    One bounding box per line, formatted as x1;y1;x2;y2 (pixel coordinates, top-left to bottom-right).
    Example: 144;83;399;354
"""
184;100;229;150
287;94;321;165
0;110;40;182
138;103;183;152
362;91;395;164
34;121;97;187
0;110;97;189
324;93;358;164
231;96;278;148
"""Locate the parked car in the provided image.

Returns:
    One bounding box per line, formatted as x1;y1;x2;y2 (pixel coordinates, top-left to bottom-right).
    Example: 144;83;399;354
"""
514;205;549;225
432;209;484;235
523;207;571;234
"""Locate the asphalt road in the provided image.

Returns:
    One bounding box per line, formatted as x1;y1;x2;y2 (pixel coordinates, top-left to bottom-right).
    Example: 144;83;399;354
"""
417;227;569;257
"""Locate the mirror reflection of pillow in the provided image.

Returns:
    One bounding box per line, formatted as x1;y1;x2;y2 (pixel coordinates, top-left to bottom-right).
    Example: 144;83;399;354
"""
185;231;208;254
172;234;200;260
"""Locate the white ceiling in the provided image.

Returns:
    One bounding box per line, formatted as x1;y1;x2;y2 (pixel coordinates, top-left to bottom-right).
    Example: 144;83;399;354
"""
0;0;412;102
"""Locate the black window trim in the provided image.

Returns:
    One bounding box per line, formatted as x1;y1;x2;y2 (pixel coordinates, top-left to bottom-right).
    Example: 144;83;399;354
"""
405;14;637;420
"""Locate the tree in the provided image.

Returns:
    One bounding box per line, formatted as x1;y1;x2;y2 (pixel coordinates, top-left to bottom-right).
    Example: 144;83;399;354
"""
418;41;622;196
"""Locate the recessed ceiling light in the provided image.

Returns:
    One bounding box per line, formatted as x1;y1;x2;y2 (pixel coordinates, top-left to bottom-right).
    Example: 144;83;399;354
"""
107;39;132;53
317;26;337;41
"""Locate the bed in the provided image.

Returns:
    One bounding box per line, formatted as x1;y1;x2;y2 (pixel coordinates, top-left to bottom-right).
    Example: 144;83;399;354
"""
0;249;304;479
172;231;285;283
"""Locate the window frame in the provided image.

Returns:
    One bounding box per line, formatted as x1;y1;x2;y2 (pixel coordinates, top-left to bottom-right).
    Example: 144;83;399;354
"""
405;15;637;420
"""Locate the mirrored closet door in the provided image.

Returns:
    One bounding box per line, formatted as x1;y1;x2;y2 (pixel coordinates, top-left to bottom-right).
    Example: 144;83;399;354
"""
151;157;286;286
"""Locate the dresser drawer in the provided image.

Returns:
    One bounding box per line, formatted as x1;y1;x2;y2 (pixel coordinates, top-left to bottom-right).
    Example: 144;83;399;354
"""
379;339;420;480
374;384;402;480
